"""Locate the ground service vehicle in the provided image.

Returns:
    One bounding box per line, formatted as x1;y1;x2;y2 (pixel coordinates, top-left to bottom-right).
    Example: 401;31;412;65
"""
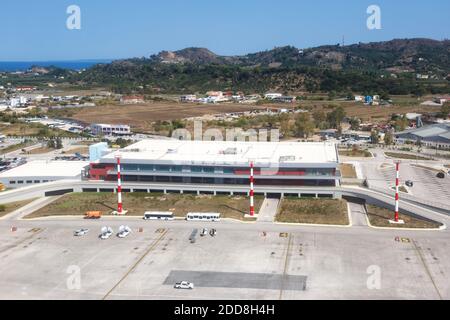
143;211;174;221
85;211;102;219
189;229;198;243
210;229;217;237
200;228;208;237
186;213;221;222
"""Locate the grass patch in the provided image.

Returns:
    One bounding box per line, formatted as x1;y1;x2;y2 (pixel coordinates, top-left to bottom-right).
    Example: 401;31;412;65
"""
391;186;408;193
385;152;432;160
339;149;372;158
366;205;442;229
0;141;34;154
339;164;357;178
276;198;349;225
26;192;263;220
0;199;36;218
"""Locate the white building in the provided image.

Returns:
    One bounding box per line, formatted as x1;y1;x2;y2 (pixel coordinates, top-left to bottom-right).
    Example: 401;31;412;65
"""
91;124;132;136
9;96;28;107
180;95;197;103
88;139;341;187
264;93;283;100
0;160;89;189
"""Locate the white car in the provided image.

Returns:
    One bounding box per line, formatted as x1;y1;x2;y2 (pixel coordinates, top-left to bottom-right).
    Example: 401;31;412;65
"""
74;229;89;237
117;225;131;238
174;281;194;290
100;226;113;240
200;228;208;237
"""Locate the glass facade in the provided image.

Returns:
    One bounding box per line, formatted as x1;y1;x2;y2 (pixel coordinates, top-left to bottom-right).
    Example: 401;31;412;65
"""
113;174;336;186
118;164;337;177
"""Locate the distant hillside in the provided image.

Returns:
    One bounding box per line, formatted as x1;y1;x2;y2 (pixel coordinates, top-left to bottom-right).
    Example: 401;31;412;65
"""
75;38;450;95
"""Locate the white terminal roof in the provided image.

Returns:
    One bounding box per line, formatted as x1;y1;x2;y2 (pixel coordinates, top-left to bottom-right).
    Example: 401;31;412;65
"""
0;160;88;179
100;139;338;167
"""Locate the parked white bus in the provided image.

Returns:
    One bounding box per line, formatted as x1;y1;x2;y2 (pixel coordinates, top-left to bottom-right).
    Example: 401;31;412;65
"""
186;212;221;222
144;211;174;221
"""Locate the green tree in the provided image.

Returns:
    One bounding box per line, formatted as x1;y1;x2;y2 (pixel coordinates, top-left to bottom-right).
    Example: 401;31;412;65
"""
47;139;56;149
327;106;346;129
370;130;379;144
349;117;361;131
312;110;328;129
384;131;393;145
440;103;450;119
394;116;409;131
413;85;426;98
56;138;63;149
294;113;315;138
346;92;355;101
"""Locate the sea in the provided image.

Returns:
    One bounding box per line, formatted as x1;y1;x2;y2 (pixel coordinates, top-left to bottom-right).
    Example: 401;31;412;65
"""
0;59;112;72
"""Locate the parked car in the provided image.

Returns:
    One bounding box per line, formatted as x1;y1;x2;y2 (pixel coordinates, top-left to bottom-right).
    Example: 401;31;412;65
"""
174;281;194;290
99;226;113;240
405;180;414;187
117;225;131;238
74;229;89;237
437;172;446;179
200;228;208;237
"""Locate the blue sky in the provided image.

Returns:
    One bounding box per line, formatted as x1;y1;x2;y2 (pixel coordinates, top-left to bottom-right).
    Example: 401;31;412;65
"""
0;0;449;61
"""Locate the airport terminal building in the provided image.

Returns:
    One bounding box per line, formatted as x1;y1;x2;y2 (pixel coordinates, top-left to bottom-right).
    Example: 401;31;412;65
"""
87;139;341;187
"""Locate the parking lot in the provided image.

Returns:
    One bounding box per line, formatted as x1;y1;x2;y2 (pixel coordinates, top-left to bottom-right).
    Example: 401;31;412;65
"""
377;164;450;206
0;219;448;300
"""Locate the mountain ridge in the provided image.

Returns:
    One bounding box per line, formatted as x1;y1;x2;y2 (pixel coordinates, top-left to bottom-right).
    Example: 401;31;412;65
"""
76;38;450;95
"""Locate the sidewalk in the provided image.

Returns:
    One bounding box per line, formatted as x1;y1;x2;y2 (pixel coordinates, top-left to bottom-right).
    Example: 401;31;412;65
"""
257;198;280;223
1;196;61;221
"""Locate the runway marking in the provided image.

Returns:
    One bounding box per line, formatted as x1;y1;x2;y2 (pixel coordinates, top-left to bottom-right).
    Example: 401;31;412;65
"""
411;240;443;300
102;228;168;300
279;233;293;300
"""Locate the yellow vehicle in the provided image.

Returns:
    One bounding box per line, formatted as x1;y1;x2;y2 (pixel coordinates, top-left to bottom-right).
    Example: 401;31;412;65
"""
0;183;6;192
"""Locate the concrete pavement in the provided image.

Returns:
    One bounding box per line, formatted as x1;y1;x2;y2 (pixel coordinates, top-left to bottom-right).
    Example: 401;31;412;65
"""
348;202;369;227
257;198;280;223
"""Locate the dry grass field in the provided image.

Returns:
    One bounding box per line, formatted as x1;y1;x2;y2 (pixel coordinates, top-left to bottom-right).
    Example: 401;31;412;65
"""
366;205;442;229
68;102;270;132
65;98;441;134
339;164;357;178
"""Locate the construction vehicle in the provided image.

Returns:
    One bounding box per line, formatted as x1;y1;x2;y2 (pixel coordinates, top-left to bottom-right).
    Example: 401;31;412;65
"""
84;211;102;219
0;183;6;192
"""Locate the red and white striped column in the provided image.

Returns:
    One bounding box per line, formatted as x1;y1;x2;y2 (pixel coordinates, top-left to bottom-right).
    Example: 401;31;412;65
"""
116;155;123;215
394;161;400;222
250;162;255;216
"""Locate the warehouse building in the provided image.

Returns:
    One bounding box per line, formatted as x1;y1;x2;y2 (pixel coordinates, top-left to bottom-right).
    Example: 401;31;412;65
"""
395;124;450;150
87;139;341;187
